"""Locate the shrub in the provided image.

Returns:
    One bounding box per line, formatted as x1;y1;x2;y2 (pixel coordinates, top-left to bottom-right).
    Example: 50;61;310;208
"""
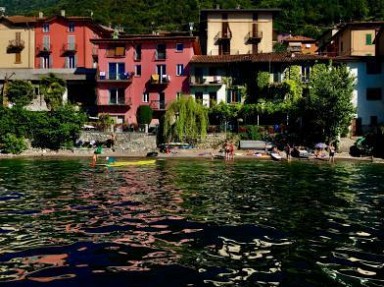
1;133;27;154
137;105;153;125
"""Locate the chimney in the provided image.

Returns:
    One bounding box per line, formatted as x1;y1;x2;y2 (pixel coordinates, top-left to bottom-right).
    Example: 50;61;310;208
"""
61;10;65;17
38;11;43;18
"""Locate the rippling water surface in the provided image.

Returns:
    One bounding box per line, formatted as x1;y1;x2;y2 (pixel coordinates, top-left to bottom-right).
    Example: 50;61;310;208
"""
0;158;383;286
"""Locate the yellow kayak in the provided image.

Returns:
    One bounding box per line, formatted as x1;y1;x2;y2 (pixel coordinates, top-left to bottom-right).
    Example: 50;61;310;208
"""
103;159;156;167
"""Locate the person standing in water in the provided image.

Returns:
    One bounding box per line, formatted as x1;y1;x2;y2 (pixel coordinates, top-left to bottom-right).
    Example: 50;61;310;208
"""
91;144;103;166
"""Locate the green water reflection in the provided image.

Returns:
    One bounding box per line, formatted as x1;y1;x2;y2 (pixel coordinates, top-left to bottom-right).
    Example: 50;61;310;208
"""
0;158;383;286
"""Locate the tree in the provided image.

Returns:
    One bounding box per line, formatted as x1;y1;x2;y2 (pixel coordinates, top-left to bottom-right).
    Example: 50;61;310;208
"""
6;80;35;107
136;105;153;126
40;73;66;111
163;96;208;145
295;63;355;144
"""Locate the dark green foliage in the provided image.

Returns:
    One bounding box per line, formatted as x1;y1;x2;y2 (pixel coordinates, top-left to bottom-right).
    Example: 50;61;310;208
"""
136;105;153;125
0;105;86;152
30;105;86;150
7;80;35;107
1;133;27;154
3;0;384;37
40;73;66;111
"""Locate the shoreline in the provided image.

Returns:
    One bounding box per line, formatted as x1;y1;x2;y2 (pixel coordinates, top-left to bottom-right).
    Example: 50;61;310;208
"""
0;147;379;163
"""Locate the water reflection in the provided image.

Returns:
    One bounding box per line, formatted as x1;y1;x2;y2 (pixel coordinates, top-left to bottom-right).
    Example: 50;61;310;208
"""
0;158;383;286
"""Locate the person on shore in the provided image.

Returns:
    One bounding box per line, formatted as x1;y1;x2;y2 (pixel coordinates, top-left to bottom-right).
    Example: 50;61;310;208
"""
329;143;335;163
285;143;292;161
224;140;230;160
91;144;103;166
229;141;235;160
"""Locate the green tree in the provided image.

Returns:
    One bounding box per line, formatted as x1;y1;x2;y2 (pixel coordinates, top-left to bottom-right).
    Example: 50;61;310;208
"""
163;96;208;145
7;80;35;107
295;63;355;144
136;105;153;126
40;73;66;111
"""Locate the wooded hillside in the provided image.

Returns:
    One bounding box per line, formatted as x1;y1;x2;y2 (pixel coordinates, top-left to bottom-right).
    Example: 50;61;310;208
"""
1;0;384;38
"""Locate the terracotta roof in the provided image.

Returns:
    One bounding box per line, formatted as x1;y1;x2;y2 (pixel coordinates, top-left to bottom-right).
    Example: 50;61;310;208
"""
190;53;330;64
3;16;37;24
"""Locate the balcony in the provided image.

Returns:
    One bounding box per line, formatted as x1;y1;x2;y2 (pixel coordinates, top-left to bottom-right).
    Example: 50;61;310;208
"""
150;100;166;110
7;39;25;53
245;30;263;44
214;22;232;43
97;71;134;83
190;76;222;86
149;74;170;85
208;49;239;55
36;43;52;54
61;43;77;55
97;97;132;106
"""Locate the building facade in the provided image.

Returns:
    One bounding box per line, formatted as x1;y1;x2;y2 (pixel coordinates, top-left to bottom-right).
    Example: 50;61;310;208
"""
92;33;198;126
199;8;279;56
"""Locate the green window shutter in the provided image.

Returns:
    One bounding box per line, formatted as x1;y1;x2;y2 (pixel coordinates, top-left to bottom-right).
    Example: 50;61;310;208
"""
366;34;372;45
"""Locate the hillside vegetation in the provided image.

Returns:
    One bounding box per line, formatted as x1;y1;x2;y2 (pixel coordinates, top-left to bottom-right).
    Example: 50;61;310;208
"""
1;0;384;38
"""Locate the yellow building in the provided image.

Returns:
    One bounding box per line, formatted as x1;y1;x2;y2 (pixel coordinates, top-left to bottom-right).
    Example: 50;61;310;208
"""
199;8;280;56
319;22;384;57
0;16;36;68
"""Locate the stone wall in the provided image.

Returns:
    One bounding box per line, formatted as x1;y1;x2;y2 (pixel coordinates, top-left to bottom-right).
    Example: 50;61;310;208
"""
79;131;228;152
79;131;157;153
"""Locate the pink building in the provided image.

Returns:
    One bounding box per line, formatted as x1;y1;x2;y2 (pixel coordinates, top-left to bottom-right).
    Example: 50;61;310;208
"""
91;32;199;126
34;11;110;69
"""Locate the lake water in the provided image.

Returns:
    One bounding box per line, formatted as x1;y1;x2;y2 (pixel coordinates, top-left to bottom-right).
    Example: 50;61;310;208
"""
0;158;383;287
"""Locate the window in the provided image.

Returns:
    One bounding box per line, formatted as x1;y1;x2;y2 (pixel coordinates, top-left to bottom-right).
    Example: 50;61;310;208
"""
106;46;125;57
66;55;76;68
43;23;49;32
156;44;166;60
195;92;203;103
340;41;343;52
142;92;149;103
366;88;382;100
366;34;372;45
135;65;141;76
109;62;125;80
176;43;184;52
176;92;182;99
366;61;381;74
109;88;125;104
67;35;76;50
209;92;217;106
176;64;184;76
134;44;141;60
68;22;75;32
40;55;51;69
370;116;378;126
15;52;21;64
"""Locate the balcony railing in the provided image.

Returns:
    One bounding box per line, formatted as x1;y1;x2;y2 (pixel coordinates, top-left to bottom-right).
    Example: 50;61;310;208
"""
190;76;222;85
36;43;52;54
150;100;166;110
97;71;134;82
97;97;132;106
150;74;170;85
7;39;25;52
244;30;263;44
214;22;232;43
